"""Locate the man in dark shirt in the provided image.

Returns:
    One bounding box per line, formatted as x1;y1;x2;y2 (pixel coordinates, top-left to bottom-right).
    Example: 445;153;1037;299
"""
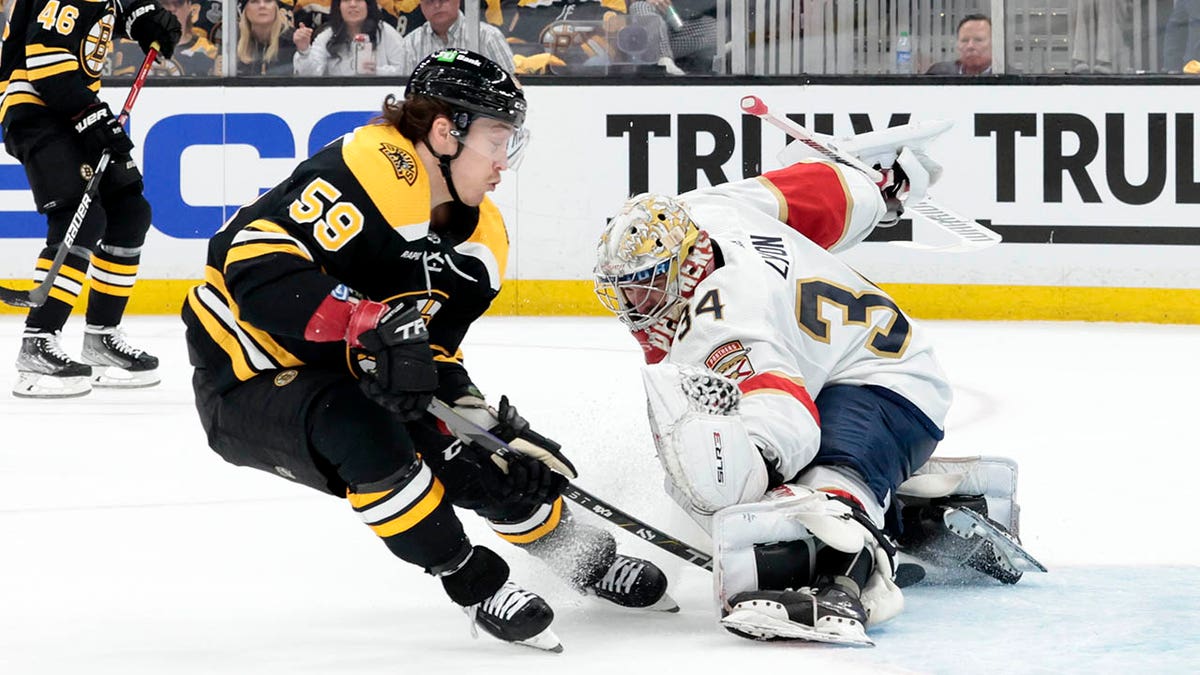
926;14;993;75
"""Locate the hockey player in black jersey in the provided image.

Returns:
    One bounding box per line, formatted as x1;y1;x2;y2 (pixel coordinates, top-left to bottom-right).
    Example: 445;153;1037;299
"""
1;0;181;397
183;50;671;653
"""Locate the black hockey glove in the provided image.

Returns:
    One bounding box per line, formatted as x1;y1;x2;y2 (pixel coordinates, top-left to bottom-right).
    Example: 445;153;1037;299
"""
475;448;567;512
433;439;566;514
125;0;182;59
72;102;134;159
496;395;578;478
354;303;437;420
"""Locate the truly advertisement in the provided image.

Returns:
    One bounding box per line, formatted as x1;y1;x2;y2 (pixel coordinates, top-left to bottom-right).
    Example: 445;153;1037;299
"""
0;84;1196;288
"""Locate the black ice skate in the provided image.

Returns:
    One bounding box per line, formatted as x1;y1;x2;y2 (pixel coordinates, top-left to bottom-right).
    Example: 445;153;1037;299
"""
515;512;679;612
897;494;1045;585
587;554;679;612
81;325;160;388
721;584;873;647
468;580;562;652
13;332;92;398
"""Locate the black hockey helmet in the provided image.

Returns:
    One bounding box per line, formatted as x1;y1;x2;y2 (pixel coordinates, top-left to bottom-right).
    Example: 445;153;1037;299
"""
405;49;526;130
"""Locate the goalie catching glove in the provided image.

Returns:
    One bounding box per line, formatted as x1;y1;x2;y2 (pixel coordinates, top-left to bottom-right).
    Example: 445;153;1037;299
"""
449;393;578;480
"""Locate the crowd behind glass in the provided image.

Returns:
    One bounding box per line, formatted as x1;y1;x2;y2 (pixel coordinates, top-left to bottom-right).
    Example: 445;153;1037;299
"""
4;0;1199;78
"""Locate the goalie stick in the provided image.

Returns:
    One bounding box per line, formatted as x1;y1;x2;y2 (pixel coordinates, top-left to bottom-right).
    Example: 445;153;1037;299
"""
426;398;715;570
0;47;158;308
739;95;1002;253
429;400;931;587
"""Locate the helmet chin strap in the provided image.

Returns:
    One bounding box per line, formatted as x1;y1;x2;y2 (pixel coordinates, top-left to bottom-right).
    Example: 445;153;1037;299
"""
424;137;466;204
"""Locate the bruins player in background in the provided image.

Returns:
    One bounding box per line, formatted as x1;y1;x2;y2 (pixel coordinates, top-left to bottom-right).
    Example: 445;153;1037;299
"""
1;0;181;397
184;51;671;652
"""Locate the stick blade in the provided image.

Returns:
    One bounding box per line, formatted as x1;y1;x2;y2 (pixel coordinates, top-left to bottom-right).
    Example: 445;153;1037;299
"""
0;286;40;308
892;197;1002;253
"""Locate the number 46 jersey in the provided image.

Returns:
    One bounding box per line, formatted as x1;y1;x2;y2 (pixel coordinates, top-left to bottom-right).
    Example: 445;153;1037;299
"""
664;161;954;484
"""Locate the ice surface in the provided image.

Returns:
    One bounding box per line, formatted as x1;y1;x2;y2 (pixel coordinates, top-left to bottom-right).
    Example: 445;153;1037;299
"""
1;316;1197;674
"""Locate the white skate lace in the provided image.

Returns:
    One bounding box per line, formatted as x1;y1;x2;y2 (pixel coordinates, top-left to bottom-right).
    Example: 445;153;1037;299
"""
37;333;74;362
477;581;535;622
595;556;645;595
103;329;144;358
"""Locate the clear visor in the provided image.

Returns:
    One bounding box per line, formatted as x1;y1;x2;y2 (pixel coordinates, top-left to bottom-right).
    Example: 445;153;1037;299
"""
453;122;531;171
593;258;677;330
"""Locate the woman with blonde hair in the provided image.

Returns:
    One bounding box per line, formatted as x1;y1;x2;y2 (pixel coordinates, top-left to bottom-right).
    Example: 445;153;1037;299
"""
237;0;298;75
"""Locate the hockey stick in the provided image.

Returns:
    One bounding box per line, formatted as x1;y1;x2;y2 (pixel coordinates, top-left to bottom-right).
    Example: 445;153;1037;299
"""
0;46;158;308
426;400;937;586
739;95;1001;253
427;399;715;570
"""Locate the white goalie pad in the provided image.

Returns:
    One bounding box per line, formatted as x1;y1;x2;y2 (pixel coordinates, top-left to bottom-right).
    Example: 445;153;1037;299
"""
899;456;1019;533
642;364;767;517
713;488;903;626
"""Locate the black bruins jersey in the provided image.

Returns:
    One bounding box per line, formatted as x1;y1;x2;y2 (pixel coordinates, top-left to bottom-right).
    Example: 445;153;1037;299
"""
0;0;135;128
183;121;511;395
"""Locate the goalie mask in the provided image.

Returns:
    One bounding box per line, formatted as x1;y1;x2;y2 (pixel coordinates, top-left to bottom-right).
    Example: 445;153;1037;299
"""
593;193;700;330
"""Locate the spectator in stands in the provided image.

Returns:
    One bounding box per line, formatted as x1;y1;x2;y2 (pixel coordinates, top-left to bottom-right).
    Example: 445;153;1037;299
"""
378;0;428;34
926;14;992;75
395;0;515;74
195;0;228;47
1070;0;1132;73
294;0;408;75
237;0;299;75
162;0;220;74
627;0;714;74
1164;0;1200;72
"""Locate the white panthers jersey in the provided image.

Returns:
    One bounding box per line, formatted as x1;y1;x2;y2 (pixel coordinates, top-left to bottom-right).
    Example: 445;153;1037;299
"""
664;163;953;482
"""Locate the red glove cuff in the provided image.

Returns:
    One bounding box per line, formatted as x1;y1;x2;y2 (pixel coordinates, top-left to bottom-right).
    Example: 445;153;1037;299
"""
303;294;389;347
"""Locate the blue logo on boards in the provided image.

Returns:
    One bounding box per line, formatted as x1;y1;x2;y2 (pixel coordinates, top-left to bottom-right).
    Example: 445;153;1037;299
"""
0;109;375;239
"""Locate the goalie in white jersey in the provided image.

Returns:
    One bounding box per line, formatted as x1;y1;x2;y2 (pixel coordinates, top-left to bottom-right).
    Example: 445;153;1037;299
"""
593;157;951;646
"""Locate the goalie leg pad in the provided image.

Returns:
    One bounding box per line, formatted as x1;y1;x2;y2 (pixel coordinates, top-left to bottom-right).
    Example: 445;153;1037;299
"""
899;455;1019;533
643;363;767;516
713;488;903;626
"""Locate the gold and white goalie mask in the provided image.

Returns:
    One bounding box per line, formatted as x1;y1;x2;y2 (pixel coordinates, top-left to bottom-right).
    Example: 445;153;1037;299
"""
593;193;700;330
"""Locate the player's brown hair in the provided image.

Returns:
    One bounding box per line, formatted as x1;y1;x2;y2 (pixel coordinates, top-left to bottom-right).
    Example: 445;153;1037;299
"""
379;94;455;143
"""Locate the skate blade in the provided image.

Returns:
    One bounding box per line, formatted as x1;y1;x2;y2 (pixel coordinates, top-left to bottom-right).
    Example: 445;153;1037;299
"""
90;366;161;388
647;592;680;613
945;508;1047;573
514;627;563;653
12;373;92;398
721;609;874;647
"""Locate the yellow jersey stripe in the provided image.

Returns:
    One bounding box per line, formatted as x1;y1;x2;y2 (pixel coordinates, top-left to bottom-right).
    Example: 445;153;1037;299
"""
368;480;446;538
348;490;390;509
26;61;78;80
37;259;88;284
495;497;564;544
186;287;259;381
224;242;313;270
48;286;79;305
90;257;139;275
25;44;72;56
202;267;303;369
88;279;135;297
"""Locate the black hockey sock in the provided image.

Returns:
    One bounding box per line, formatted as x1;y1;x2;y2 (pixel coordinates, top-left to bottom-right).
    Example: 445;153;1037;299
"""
25;247;90;333
85;244;140;327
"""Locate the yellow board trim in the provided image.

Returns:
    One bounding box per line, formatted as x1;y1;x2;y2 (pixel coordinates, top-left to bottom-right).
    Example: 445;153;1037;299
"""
2;280;1200;324
368;479;446;538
